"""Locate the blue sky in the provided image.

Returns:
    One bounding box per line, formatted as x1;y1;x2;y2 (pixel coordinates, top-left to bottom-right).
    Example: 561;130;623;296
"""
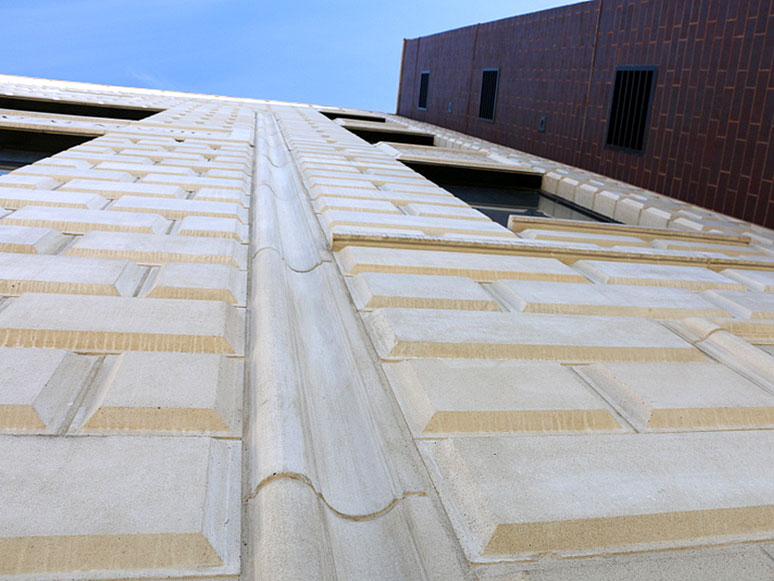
2;0;581;113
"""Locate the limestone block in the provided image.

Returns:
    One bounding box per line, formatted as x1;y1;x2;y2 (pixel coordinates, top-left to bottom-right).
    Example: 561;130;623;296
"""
337;245;589;282
592;190;623;217
0;253;143;296
73;352;242;435
709;318;774;343
194;188;249;207
0;348;95;433
67;231;246;268
720;268;774;292
178;216;247;242
147;262;246;305
141;173;246;192
639;205;674;228
348;273;498;311
556;176;581;200
364;308;704;362
652;239;764;257
574;183;600;208
384;360;621;435
0;294;244;353
421;432;774;559
613;197;646;224
60;153;155;165
0;435;240;575
518;228;649;248
580;362;774;431
0;225;67;254
35;157;94;170
573;260;747;290
59;178;185;199
94;161;195;177
403;203;489;221
13;166;134;183
2;206;169;235
702;290;774;319
0;187;106;210
322;210;510;237
493;280;730;318
313;196;400;214
0;174;59;189
306;176;383;191
205;169;244;179
110;196;245;222
310;185;465;207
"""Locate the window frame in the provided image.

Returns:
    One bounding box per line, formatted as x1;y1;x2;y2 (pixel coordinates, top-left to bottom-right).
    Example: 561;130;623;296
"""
605;65;658;155
478;68;500;122
417;71;430;110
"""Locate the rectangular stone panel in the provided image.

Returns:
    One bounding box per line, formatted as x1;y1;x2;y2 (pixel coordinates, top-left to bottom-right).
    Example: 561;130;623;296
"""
2;206;169;235
313;196;401;214
177;216;247;242
0;225;66;254
720;268;774;292
573;260;747;290
0;187;106;210
194;188;249;207
59;178;186;199
384;360;621;435
403;203;490;221
0;294;244;354
321;210;512;238
579;362;774;431
337;246;589;283
0;253;143;297
0;435;240;575
146;262;246;305
110;196;245;222
493;280;730;318
141;173;246;192
421;432;774;559
0;174;59;189
703;290;774;319
67;232;246;268
364;308;705;362
94;161;196;176
518;228;650;248
348;272;498;311
0;348;95;433
73;352;242;436
13;166;134;183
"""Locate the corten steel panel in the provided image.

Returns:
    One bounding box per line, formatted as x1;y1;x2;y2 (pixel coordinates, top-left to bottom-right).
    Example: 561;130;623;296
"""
397;0;774;228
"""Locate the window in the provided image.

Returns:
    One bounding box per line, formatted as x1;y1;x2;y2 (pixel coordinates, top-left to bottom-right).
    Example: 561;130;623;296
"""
417;71;429;110
0;96;162;121
0;129;95;175
605;66;657;154
478;69;499;121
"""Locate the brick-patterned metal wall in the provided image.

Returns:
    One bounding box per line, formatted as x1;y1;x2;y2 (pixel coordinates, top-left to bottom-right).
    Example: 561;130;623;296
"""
397;0;774;228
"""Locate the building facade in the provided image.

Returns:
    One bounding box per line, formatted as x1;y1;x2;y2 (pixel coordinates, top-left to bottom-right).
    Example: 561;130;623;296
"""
397;0;774;228
0;73;774;580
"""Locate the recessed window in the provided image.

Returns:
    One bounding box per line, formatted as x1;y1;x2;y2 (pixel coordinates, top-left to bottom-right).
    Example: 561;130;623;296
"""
417;71;430;110
320;111;385;123
605;66;657;154
478;69;499;121
0;96;162;121
0;129;95;175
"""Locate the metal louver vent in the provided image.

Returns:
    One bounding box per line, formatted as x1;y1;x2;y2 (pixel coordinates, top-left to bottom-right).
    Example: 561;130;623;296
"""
606;66;657;154
478;69;499;121
418;72;429;110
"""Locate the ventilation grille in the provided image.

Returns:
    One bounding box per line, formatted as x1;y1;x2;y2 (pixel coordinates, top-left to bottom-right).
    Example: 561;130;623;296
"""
478;69;499;121
606;66;657;153
418;72;429;110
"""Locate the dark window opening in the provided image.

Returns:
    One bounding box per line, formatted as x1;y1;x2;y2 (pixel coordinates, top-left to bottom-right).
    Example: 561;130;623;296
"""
403;161;617;226
605;66;657;154
418;71;430;110
345;128;434;146
320;111;386;122
0;129;95;175
0;96;162;121
478;69;499;121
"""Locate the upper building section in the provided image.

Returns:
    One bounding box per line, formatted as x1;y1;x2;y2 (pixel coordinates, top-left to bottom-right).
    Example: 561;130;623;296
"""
397;0;774;228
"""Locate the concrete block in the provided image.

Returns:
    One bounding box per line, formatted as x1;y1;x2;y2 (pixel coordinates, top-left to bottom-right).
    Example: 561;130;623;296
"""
580;362;774;431
0;174;59;189
178;215;247;242
110;196;245;222
519;228;649;248
2;205;170;235
364;308;705;362
348;272;498;311
73;352;242;436
67;231;246;268
0;225;67;254
403;203;489;221
13;166;134;183
0;253;143;296
59;178;185;199
652;239;765;257
147;262;246;305
494;280;730;318
337;246;589;282
702;290;774;319
720;268;774;292
94;161;195;177
0;187;105;210
383;360;621;435
322;210;511;237
420;431;774;559
0;435;240;575
574;260;748;290
0;294;244;353
313;196;400;214
141;173;246;192
194;188;250;207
